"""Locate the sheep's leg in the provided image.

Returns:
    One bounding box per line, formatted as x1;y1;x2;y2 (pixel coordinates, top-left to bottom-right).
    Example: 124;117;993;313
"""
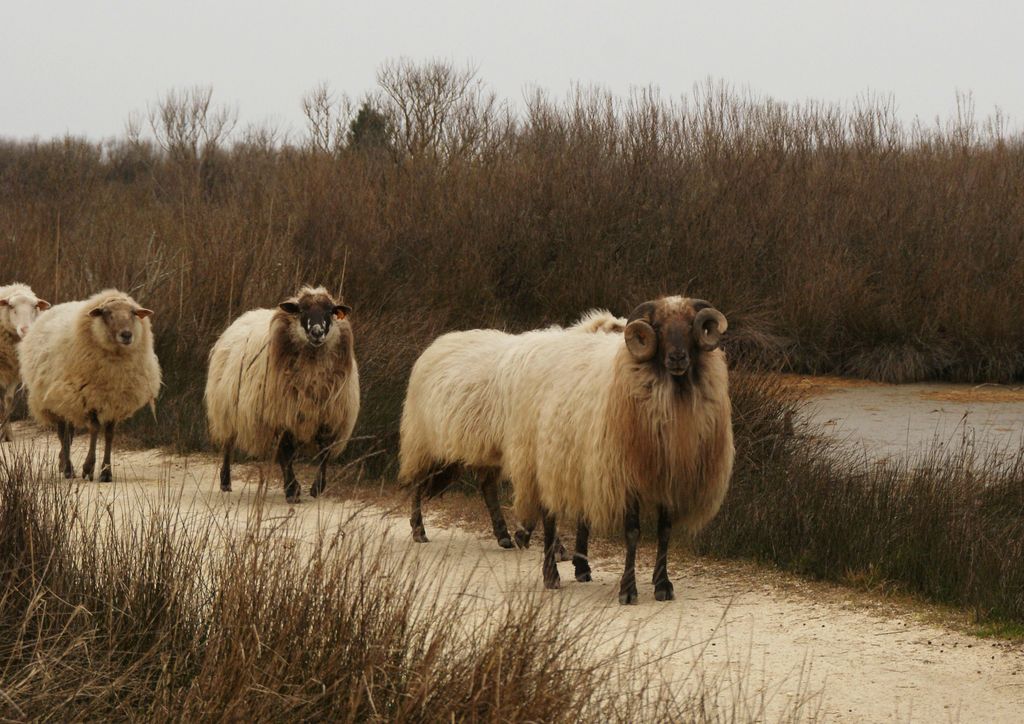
219;439;234;492
409;464;457;543
410;482;429;543
618;496;641;605
541;507;561;590
277;431;300;503
82;412;99;481
479;470;513;549
0;387;11;442
56;419;75;478
309;428;333;498
573;520;592;582
513;520;534;549
652;505;675;601
514;520;569;561
98;422;114;483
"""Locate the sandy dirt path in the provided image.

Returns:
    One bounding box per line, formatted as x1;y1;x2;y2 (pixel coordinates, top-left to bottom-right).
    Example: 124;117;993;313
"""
3;424;1023;722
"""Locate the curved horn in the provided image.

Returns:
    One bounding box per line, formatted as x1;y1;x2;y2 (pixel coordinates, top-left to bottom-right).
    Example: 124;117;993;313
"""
627;301;657;324
693;307;728;351
624;320;657;362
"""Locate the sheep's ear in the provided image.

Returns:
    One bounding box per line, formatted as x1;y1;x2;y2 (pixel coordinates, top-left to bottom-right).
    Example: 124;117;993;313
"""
89;306;105;317
624;320;657;362
333;304;352;320
279;301;301;315
36;299;51;310
134;308;154;319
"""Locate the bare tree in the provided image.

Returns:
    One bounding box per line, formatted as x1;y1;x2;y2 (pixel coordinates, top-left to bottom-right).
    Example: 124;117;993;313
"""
148;86;237;163
301;82;355;154
376;59;509;160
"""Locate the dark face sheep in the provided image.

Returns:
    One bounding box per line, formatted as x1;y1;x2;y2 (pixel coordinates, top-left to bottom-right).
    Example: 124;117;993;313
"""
89;299;153;348
278;292;352;348
623;297;728;379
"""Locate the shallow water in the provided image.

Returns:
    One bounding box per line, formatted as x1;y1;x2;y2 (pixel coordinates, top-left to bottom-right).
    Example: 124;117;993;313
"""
803;382;1024;461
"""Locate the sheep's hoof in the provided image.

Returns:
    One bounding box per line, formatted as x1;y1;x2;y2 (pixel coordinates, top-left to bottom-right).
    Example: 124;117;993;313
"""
497;536;514;549
82;471;93;482
98;468;112;483
412;527;429;543
575;571;592;583
543;575;561;590
654;583;675;602
286;495;301;504
513;529;531;549
220;484;232;493
63;467;76;479
618;588;638;605
309;485;322;498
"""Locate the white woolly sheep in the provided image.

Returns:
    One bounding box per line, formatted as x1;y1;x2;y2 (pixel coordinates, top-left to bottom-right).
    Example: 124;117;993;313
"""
0;283;51;442
205;286;359;503
400;310;626;552
18;289;160;481
401;296;733;604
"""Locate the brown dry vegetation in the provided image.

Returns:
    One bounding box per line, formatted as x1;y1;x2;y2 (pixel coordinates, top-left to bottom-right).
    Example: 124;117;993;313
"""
1;61;1022;633
2;449;749;721
2;62;1024;459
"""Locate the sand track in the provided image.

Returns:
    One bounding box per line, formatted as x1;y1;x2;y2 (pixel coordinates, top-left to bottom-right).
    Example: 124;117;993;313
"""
2;424;1022;722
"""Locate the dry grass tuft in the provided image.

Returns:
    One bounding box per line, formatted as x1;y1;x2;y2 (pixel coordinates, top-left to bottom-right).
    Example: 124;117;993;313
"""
1;448;800;721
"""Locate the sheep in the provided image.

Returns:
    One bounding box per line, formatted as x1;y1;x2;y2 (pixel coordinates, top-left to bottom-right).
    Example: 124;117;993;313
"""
0;283;51;442
18;289;160;481
400;309;626;552
205;286;359;503
402;297;733;604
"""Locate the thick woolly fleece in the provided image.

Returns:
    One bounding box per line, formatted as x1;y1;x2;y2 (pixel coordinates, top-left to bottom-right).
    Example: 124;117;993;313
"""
18;289;161;428
205;289;359;459
400;301;733;535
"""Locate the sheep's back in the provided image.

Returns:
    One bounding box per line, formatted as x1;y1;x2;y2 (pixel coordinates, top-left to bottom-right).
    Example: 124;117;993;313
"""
500;331;625;530
400;329;516;477
206;309;275;452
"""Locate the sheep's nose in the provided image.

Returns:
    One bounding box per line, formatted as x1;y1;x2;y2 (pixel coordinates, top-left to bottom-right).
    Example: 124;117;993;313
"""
667;352;689;373
17;325;29;337
119;330;133;345
309;324;325;340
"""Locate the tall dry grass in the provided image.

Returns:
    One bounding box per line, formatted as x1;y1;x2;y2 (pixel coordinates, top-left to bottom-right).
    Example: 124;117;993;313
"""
3;448;810;721
2;63;1023;461
701;373;1024;623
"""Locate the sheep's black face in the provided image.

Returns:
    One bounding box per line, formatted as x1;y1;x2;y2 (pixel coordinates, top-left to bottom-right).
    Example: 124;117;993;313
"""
624;297;728;379
279;293;352;349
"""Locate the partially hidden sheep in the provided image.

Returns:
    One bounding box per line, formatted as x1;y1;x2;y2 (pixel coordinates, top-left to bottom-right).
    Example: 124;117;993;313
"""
205;286;359;503
0;283;51;441
401;297;733;604
400;309;626;550
18;289;160;481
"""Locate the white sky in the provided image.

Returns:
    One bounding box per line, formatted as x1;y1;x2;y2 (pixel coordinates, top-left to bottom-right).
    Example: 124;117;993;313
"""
2;1;1022;140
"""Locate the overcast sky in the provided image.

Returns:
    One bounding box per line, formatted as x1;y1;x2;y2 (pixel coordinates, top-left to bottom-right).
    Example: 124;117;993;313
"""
3;1;1022;141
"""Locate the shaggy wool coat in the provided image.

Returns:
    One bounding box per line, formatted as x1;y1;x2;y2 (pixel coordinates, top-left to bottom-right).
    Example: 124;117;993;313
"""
400;310;733;534
205;307;359;458
18;289;161;428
